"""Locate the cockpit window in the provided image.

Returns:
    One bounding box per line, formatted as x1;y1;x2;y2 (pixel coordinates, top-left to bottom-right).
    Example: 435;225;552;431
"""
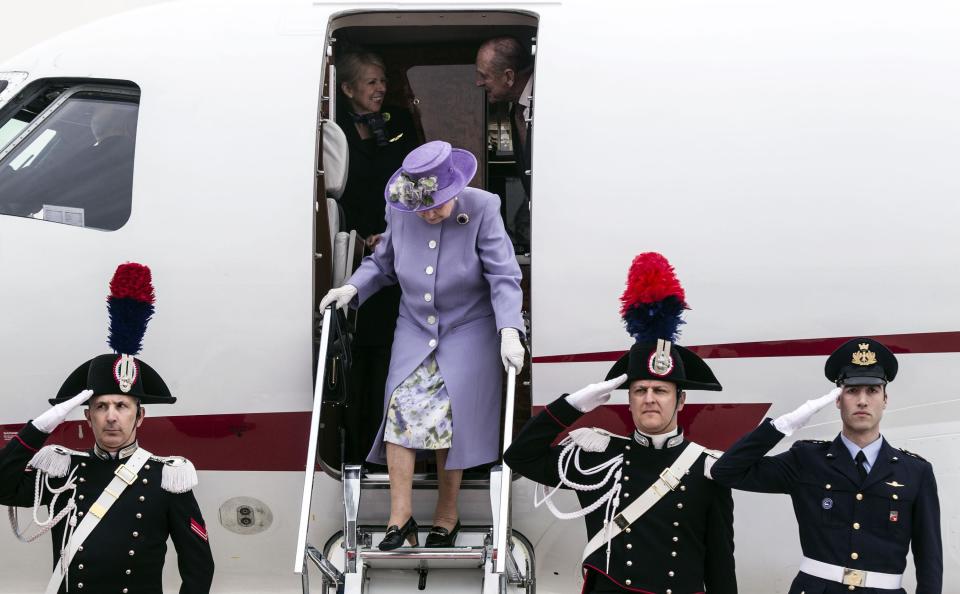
0;81;139;230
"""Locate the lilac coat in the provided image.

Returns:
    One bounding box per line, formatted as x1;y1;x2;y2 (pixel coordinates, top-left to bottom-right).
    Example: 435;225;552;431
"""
348;187;523;469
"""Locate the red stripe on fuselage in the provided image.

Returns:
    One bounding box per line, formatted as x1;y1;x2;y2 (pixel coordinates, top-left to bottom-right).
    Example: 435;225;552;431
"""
532;330;960;363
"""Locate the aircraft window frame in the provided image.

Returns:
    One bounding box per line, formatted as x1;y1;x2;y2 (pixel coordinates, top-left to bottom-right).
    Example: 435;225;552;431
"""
0;82;141;231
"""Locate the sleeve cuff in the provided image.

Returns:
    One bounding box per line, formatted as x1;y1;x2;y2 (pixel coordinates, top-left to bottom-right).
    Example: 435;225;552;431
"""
544;395;583;428
18;422;51;451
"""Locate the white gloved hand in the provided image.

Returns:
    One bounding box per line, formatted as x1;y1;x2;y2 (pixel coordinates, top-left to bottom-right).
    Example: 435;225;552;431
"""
32;390;93;434
772;387;842;436
318;284;358;312
500;327;525;373
565;374;628;413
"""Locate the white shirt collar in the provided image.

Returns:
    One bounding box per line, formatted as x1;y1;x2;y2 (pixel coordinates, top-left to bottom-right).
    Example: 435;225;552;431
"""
634;426;682;449
839;432;883;472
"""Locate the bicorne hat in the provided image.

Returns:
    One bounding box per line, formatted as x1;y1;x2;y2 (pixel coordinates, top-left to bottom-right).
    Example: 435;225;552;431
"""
50;263;175;405
384;140;477;212
824;337;898;386
604;253;722;392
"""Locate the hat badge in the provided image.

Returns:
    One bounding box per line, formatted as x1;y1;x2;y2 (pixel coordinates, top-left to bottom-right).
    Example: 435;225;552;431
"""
647;339;675;376
851;343;878;367
113;354;139;393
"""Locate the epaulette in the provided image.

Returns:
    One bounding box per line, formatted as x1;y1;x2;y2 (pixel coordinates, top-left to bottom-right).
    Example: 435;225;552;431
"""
150;455;198;493
794;439;830;447
28;445;89;478
703;448;724;480
563;427;629;453
898;448;928;462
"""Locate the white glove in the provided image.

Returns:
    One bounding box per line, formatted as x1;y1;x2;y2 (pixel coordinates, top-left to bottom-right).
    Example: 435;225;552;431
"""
565;374;628;413
500;327;525;373
32;390;93;434
318;284;357;312
772;387;842;436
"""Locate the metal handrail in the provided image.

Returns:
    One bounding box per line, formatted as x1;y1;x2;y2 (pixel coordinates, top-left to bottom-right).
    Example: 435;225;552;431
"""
294;307;333;574
493;365;518;574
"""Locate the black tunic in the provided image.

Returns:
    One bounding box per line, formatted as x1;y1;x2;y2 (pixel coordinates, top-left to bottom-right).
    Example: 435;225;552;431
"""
711;419;942;594
0;422;214;593
504;396;737;594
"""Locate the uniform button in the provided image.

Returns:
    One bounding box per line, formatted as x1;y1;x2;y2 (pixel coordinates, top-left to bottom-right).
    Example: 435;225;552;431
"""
79;478;85;483
81;463;86;467
625;460;630;466
78;564;84;570
680;485;686;492
892;457;898;462
129;550;135;556
625;445;630;451
668;571;675;577
626;544;632;550
136;513;142;519
428;240;437;249
132;531;139;538
853;522;860;530
78;511;84;517
667;590;672;594
671;551;677;557
144;464;151;470
892;494;899;500
825;484;832;490
139;496;145;502
77;584;83;589
424;292;432;302
428;339;437;348
848;586;855;591
78;495;85;501
78;546;84;552
625;580;632;586
672;536;679;542
850;552;858;560
425;266;434;275
124;589;129;593
623;493;630;498
626;561;632;566
676;503;683;509
624;527;631;533
427;315;436;325
126;570;132;575
856;493;863;501
623;476;629;481
673;522;679;527
142;479;148;485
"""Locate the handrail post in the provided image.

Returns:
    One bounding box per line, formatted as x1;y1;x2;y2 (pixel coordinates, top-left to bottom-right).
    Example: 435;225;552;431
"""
493;366;517;574
294;308;334;574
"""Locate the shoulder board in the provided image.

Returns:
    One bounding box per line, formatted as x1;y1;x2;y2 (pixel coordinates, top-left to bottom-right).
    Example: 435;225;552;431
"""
151;455;198;493
562;427;628;453
794;439;830;446
28;444;88;478
898;448;928;462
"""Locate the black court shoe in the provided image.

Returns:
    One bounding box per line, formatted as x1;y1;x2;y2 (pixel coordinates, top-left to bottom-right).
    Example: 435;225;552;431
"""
424;520;461;548
378;517;419;550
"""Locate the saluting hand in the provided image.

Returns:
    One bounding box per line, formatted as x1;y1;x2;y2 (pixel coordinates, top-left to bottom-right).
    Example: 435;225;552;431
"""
32;389;93;434
318;284;358;312
565;374;628;413
772;387;842;436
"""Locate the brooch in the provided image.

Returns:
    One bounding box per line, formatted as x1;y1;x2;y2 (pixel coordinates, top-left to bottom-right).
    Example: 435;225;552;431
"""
456;213;469;225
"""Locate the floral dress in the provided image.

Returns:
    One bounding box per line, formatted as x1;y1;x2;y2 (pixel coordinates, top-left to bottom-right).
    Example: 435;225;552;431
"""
383;355;453;450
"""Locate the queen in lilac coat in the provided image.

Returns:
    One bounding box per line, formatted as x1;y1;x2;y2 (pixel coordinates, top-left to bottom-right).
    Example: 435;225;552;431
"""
328;141;524;549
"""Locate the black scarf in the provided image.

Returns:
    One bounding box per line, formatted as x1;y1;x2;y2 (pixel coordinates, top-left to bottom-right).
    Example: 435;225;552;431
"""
350;111;389;147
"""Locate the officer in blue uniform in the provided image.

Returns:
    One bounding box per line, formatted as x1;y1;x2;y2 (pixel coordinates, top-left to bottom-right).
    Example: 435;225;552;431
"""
711;337;942;593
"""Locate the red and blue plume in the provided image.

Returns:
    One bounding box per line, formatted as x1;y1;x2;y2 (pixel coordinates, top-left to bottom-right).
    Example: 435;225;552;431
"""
619;252;688;343
107;263;155;356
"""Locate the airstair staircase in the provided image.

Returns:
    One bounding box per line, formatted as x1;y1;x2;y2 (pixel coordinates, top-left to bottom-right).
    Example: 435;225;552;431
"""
294;307;535;593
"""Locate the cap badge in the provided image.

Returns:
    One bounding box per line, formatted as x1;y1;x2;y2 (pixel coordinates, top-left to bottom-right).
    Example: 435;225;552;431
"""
648;339;675;377
113;354;139;393
851;343;878;366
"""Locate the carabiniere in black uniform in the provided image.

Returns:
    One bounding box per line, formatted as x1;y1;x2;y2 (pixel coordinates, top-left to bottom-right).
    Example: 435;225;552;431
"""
711;338;942;594
505;340;737;594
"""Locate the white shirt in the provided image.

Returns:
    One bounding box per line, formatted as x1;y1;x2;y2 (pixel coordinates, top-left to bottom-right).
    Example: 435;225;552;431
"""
839;432;883;473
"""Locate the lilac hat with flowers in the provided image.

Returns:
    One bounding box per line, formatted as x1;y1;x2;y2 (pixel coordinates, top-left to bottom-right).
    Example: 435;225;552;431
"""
385;140;478;212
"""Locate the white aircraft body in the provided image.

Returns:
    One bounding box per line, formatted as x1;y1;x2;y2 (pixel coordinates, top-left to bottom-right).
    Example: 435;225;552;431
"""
1;0;959;592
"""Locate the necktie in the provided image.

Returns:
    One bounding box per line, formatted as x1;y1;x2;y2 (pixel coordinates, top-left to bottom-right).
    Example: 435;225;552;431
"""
855;450;868;483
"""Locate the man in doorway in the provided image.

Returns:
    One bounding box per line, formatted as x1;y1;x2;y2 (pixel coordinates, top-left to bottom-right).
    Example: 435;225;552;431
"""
504;253;737;593
711;337;942;593
475;35;534;250
0;263;214;594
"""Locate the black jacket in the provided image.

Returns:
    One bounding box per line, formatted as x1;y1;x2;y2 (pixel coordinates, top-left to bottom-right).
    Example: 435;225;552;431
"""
0;422;214;594
504;396;737;593
711;419;942;594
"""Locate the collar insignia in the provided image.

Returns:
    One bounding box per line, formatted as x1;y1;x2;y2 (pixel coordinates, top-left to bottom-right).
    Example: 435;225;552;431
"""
851;343;878;366
632;431;650;447
666;434;684;449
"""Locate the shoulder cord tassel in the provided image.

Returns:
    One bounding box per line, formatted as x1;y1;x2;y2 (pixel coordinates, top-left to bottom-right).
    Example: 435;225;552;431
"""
8;466;79;543
533;440;624;571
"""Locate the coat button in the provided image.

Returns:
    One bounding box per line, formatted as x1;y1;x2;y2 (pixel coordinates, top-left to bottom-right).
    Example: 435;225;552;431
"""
428;240;437;249
625;460;630;466
892;494;899;500
626;544;632;550
129;550;135;556
667;590;672;594
78;495;85;501
425;266;434;275
853;522;860;529
124;589;129;593
78;511;84;517
676;503;683;509
77;584;83;589
625;580;631;586
139;496;145;502
679;485;686;491
623;493;630;498
424;293;432;302
850;552;859;560
623;476;629;481
625;445;630;451
668;571;675;577
825;484;831;490
78;564;84;570
673;522;679;527
78;546;84;552
672;536;679;542
79;478;85;483
892;457;898;462
626;561;632;566
126;570;132;575
429;339;437;348
624;527;631;533
671;551;677;557
142;479;148;485
427;315;436;325
145;464;151;470
81;463;86;467
856;493;863;501
132;531;139;538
